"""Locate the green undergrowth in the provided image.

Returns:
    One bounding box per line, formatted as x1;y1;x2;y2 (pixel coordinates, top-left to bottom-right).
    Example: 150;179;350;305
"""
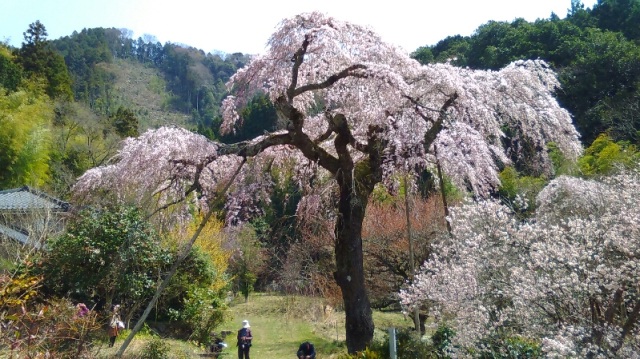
94;330;200;359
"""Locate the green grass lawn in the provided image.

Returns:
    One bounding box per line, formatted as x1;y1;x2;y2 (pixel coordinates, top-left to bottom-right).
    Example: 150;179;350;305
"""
92;293;409;359
217;293;410;359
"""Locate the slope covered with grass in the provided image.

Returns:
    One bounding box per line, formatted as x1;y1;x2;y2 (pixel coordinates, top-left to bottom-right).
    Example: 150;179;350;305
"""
219;293;409;358
106;59;191;130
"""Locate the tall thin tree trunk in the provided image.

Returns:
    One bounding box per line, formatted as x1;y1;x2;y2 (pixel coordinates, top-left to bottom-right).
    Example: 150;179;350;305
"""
115;160;245;357
115;208;216;357
434;144;451;234
404;175;420;332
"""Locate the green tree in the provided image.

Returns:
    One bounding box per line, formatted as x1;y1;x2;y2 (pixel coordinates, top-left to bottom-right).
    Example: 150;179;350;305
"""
228;224;264;302
36;206;173;319
578;133;640;176
0;82;53;188
422;35;471;66
110;106;140;138
463;18;581;70
411;46;435;65
0;45;23;92
219;93;278;143
17;21;72;100
567;0;598;28
591;0;640;40
421;11;640;147
48;102;122;197
556;28;640;144
19;20;49;69
51;27;115;106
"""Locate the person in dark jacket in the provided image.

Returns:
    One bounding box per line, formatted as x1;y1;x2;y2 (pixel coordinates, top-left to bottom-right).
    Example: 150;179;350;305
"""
210;331;227;355
237;319;253;359
297;341;316;359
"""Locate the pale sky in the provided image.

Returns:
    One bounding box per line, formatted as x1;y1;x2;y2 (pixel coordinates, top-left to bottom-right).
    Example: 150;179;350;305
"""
1;0;598;55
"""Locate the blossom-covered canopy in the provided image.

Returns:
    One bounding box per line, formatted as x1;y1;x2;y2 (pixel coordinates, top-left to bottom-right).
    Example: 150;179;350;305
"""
73;11;586;353
75;12;582;223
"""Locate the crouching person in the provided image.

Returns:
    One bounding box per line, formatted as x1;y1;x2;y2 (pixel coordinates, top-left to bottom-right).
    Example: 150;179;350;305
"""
297;341;316;359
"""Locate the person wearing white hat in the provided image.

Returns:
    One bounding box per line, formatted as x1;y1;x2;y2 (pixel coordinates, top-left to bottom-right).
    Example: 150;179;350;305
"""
237;319;253;359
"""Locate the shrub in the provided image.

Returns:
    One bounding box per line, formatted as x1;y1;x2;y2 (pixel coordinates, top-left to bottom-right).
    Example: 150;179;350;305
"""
140;337;170;359
396;327;440;359
477;335;542;359
36;205;172;317
348;328;442;359
431;324;456;356
167;287;227;345
0;274;102;358
336;347;382;359
156;240;229;344
578;133;639;176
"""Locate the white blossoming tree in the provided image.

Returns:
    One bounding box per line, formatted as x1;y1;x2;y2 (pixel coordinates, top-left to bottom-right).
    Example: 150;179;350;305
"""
400;172;640;357
73;12;582;353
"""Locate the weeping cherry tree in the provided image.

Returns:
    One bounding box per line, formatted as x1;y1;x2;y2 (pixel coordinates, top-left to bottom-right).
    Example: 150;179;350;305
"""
73;12;582;353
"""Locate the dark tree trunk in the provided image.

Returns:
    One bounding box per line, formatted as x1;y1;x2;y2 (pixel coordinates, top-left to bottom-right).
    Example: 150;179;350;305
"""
334;165;375;353
273;90;387;353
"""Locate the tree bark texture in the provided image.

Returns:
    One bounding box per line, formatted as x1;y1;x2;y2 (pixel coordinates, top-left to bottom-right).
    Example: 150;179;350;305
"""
334;164;376;353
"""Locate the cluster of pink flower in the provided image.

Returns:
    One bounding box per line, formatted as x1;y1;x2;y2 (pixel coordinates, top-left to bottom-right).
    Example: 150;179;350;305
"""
73;11;586;352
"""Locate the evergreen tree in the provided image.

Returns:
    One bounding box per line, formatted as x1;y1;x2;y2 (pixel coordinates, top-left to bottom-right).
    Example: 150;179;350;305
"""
110;106;139;138
0;45;23;92
17;21;72;100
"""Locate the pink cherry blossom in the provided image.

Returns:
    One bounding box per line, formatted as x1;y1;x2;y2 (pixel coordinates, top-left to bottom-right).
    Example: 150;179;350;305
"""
74;11;583;353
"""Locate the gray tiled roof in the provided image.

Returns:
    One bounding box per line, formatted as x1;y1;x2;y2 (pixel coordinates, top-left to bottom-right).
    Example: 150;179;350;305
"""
0;223;29;244
0;186;70;212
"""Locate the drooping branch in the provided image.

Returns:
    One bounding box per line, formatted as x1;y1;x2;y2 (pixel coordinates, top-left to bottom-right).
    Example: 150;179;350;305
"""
422;93;458;150
403;94;441;124
147;156;218;218
287;36;368;100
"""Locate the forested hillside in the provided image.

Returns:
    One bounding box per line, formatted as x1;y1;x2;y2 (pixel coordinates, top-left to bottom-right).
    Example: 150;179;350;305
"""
2;1;638;197
49;27;252;136
0;23;260;196
412;0;640;145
